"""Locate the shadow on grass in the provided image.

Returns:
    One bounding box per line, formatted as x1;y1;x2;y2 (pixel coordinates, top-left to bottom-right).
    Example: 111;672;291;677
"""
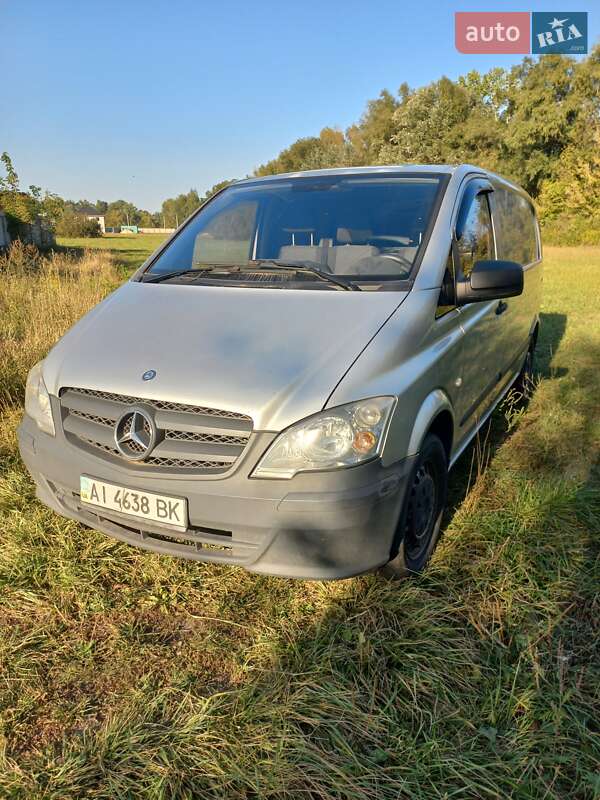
444;311;567;522
196;315;600;798
53;243;86;258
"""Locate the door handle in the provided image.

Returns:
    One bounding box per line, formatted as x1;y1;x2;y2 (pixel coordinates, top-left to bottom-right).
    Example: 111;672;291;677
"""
495;300;508;315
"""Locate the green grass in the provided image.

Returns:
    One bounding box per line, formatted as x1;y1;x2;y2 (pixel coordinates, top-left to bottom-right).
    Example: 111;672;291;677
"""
57;233;168;272
0;245;598;798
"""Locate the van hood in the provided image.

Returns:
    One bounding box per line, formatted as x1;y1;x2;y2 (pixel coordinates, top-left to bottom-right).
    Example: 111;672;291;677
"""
44;281;408;431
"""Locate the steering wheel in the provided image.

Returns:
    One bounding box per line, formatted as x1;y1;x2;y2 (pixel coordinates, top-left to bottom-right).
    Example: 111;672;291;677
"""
367;235;413;248
378;253;413;270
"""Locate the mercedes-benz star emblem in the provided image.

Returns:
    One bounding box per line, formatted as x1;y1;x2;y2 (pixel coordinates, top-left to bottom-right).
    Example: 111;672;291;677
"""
142;369;156;381
114;408;157;461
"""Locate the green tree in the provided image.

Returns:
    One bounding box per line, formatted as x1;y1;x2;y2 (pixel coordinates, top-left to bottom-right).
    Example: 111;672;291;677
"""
160;189;201;227
256;128;352;175
256;137;324;175
458;67;513;118
137;209;155;228
379;76;504;171
503;55;583;194
0;152;45;236
0;152;19;192
40;192;64;228
55;209;101;237
536;48;600;242
347;89;401;164
105;200;140;228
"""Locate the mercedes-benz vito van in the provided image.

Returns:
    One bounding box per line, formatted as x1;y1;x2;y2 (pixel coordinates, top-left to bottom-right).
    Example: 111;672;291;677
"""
19;165;542;579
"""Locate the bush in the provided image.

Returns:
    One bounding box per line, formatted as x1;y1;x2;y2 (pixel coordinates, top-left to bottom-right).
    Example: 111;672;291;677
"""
0;190;39;237
541;214;600;246
55;210;101;238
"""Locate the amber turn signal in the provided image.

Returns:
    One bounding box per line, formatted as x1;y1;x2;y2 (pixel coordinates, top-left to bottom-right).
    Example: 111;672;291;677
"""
352;429;377;454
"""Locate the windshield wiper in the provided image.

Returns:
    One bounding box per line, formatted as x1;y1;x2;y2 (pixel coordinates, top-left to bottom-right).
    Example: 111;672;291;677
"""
142;268;201;284
142;264;243;284
249;259;360;291
142;260;360;291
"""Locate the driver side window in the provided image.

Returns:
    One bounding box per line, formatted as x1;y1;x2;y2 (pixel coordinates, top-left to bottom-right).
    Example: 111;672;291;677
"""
457;193;493;278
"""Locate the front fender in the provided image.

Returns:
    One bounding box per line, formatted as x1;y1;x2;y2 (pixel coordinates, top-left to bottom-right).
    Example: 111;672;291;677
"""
382;388;454;466
406;389;454;456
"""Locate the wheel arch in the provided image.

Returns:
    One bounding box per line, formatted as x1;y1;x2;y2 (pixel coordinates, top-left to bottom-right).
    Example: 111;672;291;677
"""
406;389;455;461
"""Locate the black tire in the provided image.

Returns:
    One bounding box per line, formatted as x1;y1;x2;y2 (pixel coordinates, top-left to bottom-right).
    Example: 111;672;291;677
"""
381;433;448;579
513;336;536;401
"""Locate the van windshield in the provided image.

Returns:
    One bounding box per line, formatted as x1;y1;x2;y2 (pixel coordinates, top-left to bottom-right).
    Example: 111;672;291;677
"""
145;174;445;285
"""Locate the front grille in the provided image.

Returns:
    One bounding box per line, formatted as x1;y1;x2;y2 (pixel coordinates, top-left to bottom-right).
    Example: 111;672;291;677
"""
165;429;247;445
59;387;253;474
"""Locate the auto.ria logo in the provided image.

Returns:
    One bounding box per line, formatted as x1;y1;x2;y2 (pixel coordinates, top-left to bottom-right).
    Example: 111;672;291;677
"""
455;11;588;55
532;12;587;54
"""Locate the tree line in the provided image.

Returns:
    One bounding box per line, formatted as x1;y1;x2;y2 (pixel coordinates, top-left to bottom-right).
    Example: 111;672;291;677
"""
56;188;231;231
54;180;234;233
0;155;234;238
2;47;598;243
254;47;600;244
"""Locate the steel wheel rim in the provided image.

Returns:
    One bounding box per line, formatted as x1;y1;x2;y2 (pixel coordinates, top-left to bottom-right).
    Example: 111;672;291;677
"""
404;462;437;562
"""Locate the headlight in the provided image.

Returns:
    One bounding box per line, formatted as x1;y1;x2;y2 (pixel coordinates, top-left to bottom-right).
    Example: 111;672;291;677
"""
25;361;55;436
252;397;395;479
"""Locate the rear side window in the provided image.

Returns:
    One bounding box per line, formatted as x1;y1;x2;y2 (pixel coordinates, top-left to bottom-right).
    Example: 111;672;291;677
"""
491;188;538;265
456;193;493;278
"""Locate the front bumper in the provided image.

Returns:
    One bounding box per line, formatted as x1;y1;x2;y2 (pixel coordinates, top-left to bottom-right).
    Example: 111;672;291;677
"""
18;414;415;580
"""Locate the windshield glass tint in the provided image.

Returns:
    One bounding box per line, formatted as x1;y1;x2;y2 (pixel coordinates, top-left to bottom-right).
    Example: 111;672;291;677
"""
147;175;444;281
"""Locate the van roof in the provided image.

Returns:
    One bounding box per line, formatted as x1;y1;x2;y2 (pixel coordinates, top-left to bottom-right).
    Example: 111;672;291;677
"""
235;164;531;201
237;165;459;184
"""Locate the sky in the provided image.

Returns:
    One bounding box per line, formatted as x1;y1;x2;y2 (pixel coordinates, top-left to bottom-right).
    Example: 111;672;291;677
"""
1;0;597;212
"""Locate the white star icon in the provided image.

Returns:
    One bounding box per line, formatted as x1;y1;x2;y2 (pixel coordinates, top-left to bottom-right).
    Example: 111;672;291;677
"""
549;17;568;29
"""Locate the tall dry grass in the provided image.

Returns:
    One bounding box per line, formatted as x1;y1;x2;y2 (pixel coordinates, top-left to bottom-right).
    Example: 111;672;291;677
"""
0;243;598;798
0;241;121;408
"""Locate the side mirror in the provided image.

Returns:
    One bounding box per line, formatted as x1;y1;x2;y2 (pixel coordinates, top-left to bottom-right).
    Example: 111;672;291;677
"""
456;259;523;306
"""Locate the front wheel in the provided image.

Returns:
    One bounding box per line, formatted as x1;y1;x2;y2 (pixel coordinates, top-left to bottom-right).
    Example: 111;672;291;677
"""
381;434;448;579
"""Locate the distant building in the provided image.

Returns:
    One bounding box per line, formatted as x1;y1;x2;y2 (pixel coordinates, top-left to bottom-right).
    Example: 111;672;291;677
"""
77;207;106;233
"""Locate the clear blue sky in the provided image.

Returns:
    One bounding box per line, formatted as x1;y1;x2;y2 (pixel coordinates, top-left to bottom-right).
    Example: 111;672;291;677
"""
2;0;597;211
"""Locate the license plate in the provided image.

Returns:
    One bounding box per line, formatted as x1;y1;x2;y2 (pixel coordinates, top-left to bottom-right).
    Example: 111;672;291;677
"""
80;476;188;530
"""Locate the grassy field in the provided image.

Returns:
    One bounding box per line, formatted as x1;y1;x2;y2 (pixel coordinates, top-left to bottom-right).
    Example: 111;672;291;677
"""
0;243;598;798
57;233;168;272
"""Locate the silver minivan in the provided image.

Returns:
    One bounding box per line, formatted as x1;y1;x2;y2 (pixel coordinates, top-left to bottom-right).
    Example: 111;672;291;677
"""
19;165;542;579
